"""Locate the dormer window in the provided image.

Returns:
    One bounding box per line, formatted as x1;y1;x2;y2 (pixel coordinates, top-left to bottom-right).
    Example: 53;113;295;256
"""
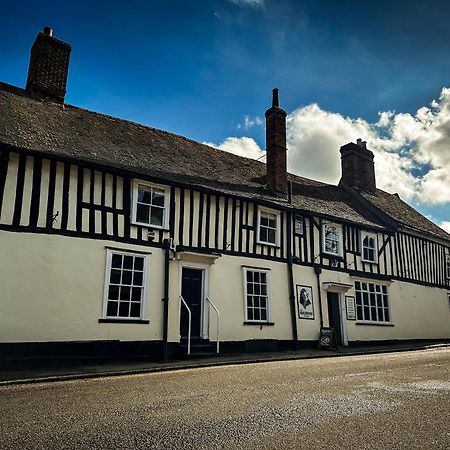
361;231;378;263
131;180;170;229
322;222;343;257
257;208;280;246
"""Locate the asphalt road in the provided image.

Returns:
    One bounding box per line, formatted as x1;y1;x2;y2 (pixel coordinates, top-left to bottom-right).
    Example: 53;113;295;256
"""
1;348;449;450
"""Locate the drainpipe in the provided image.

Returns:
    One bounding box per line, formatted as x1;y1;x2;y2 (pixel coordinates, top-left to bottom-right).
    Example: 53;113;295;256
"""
162;238;170;361
314;265;324;328
286;183;298;347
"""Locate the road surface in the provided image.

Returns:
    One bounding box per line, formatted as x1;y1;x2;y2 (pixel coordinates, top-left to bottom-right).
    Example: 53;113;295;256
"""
1;347;449;449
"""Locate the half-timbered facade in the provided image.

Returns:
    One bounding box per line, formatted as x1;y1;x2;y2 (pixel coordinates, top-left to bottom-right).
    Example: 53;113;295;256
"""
1;29;449;361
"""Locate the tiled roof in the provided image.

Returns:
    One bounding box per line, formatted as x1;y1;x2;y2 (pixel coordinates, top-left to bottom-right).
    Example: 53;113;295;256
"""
0;82;448;241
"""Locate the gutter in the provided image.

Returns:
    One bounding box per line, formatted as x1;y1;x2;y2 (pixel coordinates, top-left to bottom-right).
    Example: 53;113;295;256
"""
286;183;298;347
314;265;324;328
162;238;170;361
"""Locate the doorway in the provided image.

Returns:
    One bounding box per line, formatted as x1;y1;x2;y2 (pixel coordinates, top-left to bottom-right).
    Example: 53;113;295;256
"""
327;292;343;346
180;267;203;338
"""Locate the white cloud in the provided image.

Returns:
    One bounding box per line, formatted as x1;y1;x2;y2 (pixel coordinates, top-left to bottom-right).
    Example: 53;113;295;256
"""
236;115;263;129
203;136;265;160
228;0;265;8
439;221;450;233
210;88;450;219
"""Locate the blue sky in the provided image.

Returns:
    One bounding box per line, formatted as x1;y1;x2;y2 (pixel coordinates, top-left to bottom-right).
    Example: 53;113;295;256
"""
1;0;449;229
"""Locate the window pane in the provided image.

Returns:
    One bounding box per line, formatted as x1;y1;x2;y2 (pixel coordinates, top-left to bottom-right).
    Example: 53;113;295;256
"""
247;283;254;294
138;186;152;204
108;285;119;300
268;229;276;244
254;272;260;283
355;281;361;290
152;190;165;207
247;308;254;321
246;271;253;282
131;287;142;302
254;297;260;308
134;257;144;271
260;297;267;308
260;227;268;242
123;256;133;270
150;207;164;227
356;305;363;320
119;302;130;317
120;286;130;300
130;302;141;318
254;309;261;321
110;269;121;285
111;254;122;268
122;270;132;285
261;273;267;284
268;217;277;229
261;284;267;295
106;301;118;317
384;308;390;322
260;309;267;321
260;215;269;226
136;204;150;223
133;271;143;286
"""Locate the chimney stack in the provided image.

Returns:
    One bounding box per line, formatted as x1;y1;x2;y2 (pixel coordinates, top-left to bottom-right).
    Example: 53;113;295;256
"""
26;27;71;103
265;88;287;193
339;139;376;193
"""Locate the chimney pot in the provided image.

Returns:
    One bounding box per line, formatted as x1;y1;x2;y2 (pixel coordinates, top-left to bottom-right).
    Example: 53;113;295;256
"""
43;26;53;36
272;88;280;107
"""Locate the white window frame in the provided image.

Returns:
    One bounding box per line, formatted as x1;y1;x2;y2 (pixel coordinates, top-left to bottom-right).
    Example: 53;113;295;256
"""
131;179;170;229
257;207;280;247
446;254;450;280
102;249;150;321
322;222;343;257
242;267;272;323
361;231;378;263
354;281;391;324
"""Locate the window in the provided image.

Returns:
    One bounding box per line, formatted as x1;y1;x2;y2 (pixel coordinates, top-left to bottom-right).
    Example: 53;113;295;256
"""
323;222;343;256
257;208;280;246
294;214;304;235
355;281;390;323
243;268;271;322
361;231;378;263
446;254;450;280
132;180;170;229
103;250;149;320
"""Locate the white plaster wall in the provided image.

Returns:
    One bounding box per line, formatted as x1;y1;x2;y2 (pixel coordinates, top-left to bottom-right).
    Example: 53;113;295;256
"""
166;254;293;343
319;269;450;341
0;231;165;343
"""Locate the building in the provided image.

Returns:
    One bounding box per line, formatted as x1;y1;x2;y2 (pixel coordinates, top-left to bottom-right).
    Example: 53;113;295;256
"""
1;28;449;363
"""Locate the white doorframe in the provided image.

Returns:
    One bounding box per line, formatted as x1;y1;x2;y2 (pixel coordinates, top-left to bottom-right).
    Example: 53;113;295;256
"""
337;293;348;346
179;262;210;340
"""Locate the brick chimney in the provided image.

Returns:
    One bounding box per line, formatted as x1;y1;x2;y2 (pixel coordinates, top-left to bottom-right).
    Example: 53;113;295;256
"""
339;138;376;193
265;88;287;193
26;27;71;103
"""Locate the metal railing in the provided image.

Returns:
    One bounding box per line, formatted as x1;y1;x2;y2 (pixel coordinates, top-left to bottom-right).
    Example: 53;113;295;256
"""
179;295;191;355
206;296;220;354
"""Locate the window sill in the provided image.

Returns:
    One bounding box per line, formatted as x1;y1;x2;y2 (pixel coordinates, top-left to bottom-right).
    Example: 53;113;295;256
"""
99;319;150;324
355;321;394;327
256;241;280;248
130;220;169;231
243;321;275;326
322;252;344;260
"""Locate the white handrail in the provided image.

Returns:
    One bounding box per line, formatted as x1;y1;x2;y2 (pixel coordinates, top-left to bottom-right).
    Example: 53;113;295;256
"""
206;296;220;354
179;295;191;355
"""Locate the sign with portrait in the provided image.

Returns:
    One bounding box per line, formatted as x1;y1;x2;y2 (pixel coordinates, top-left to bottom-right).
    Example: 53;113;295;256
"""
297;285;314;320
345;296;356;320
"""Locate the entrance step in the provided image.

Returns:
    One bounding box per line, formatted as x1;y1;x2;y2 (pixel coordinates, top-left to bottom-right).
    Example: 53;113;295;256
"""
179;337;218;358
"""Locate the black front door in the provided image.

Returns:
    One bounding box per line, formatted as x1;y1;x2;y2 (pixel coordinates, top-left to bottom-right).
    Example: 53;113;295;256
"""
181;268;203;338
327;292;343;346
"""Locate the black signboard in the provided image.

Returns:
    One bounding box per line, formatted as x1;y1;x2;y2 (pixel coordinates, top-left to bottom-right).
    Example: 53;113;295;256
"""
318;327;338;350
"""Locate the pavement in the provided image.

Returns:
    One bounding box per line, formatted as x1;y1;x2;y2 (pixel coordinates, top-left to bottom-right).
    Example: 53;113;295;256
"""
1;346;449;449
0;341;448;385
